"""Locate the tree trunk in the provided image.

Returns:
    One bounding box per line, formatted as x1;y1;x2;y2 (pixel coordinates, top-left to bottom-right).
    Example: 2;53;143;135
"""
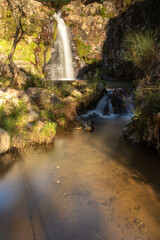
5;0;24;88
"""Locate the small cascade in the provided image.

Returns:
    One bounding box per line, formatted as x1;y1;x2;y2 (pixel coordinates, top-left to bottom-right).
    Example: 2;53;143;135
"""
95;94;108;114
82;92;114;118
47;12;75;80
81;88;133;119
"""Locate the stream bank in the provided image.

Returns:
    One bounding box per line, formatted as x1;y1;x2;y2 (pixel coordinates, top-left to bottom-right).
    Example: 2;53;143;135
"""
0;80;105;154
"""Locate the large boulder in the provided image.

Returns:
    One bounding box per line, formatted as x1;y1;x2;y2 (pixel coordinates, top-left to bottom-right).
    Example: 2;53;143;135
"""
0;88;32;112
26;87;61;109
0;128;10;154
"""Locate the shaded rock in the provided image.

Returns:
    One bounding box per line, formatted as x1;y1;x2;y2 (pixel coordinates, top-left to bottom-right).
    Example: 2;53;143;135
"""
0;62;12;78
156;112;160;120
0;128;10;154
26;87;61;108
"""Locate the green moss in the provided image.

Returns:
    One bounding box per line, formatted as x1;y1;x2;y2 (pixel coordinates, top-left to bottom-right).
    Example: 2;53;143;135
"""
0;39;36;62
76;39;91;62
66;8;74;12
48;10;56;16
99;7;106;17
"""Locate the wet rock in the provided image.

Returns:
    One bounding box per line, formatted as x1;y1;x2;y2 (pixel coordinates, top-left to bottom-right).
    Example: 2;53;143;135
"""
110;89;128;114
81;119;95;132
0;128;10;154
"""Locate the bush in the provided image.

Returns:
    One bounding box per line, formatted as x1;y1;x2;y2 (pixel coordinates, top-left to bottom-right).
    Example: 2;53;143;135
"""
126;76;160;150
0;101;28;136
32;122;57;145
124;30;160;74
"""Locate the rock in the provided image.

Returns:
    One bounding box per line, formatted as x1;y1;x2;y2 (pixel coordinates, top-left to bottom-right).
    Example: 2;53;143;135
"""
63;96;75;102
25;110;39;123
69;87;83;98
27;87;61;108
97;82;105;92
156;112;160;120
0;62;12;78
71;80;87;87
0;88;32;112
0;128;10;154
81;119;95;132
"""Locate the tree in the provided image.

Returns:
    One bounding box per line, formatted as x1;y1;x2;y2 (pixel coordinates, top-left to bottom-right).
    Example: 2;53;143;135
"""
5;0;27;88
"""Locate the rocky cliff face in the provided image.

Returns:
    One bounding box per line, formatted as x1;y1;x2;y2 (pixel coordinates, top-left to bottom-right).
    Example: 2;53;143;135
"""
61;0;118;77
102;0;160;79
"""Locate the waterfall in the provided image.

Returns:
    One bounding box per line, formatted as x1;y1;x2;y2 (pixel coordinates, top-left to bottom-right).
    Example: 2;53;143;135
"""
81;89;133;119
49;12;74;80
95;94;108;114
81;93;114;118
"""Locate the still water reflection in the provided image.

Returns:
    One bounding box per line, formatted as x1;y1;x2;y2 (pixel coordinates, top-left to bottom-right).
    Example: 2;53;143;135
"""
0;115;160;240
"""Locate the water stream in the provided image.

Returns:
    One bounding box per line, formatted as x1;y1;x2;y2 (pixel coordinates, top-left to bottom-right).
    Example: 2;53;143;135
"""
0;112;160;240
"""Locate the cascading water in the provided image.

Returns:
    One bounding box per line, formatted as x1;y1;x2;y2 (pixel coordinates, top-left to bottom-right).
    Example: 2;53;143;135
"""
81;89;133;119
48;12;75;80
82;91;114;118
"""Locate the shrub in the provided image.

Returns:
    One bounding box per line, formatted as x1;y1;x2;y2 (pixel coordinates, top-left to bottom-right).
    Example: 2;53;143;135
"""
32;122;57;145
123;30;160;74
63;101;78;122
40;110;55;122
0;101;28;136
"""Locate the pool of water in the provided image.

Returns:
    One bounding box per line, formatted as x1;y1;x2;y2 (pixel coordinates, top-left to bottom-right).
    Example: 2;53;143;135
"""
0;114;160;240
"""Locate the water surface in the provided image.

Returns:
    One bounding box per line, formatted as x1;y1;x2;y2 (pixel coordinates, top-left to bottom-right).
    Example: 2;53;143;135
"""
0;115;160;240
